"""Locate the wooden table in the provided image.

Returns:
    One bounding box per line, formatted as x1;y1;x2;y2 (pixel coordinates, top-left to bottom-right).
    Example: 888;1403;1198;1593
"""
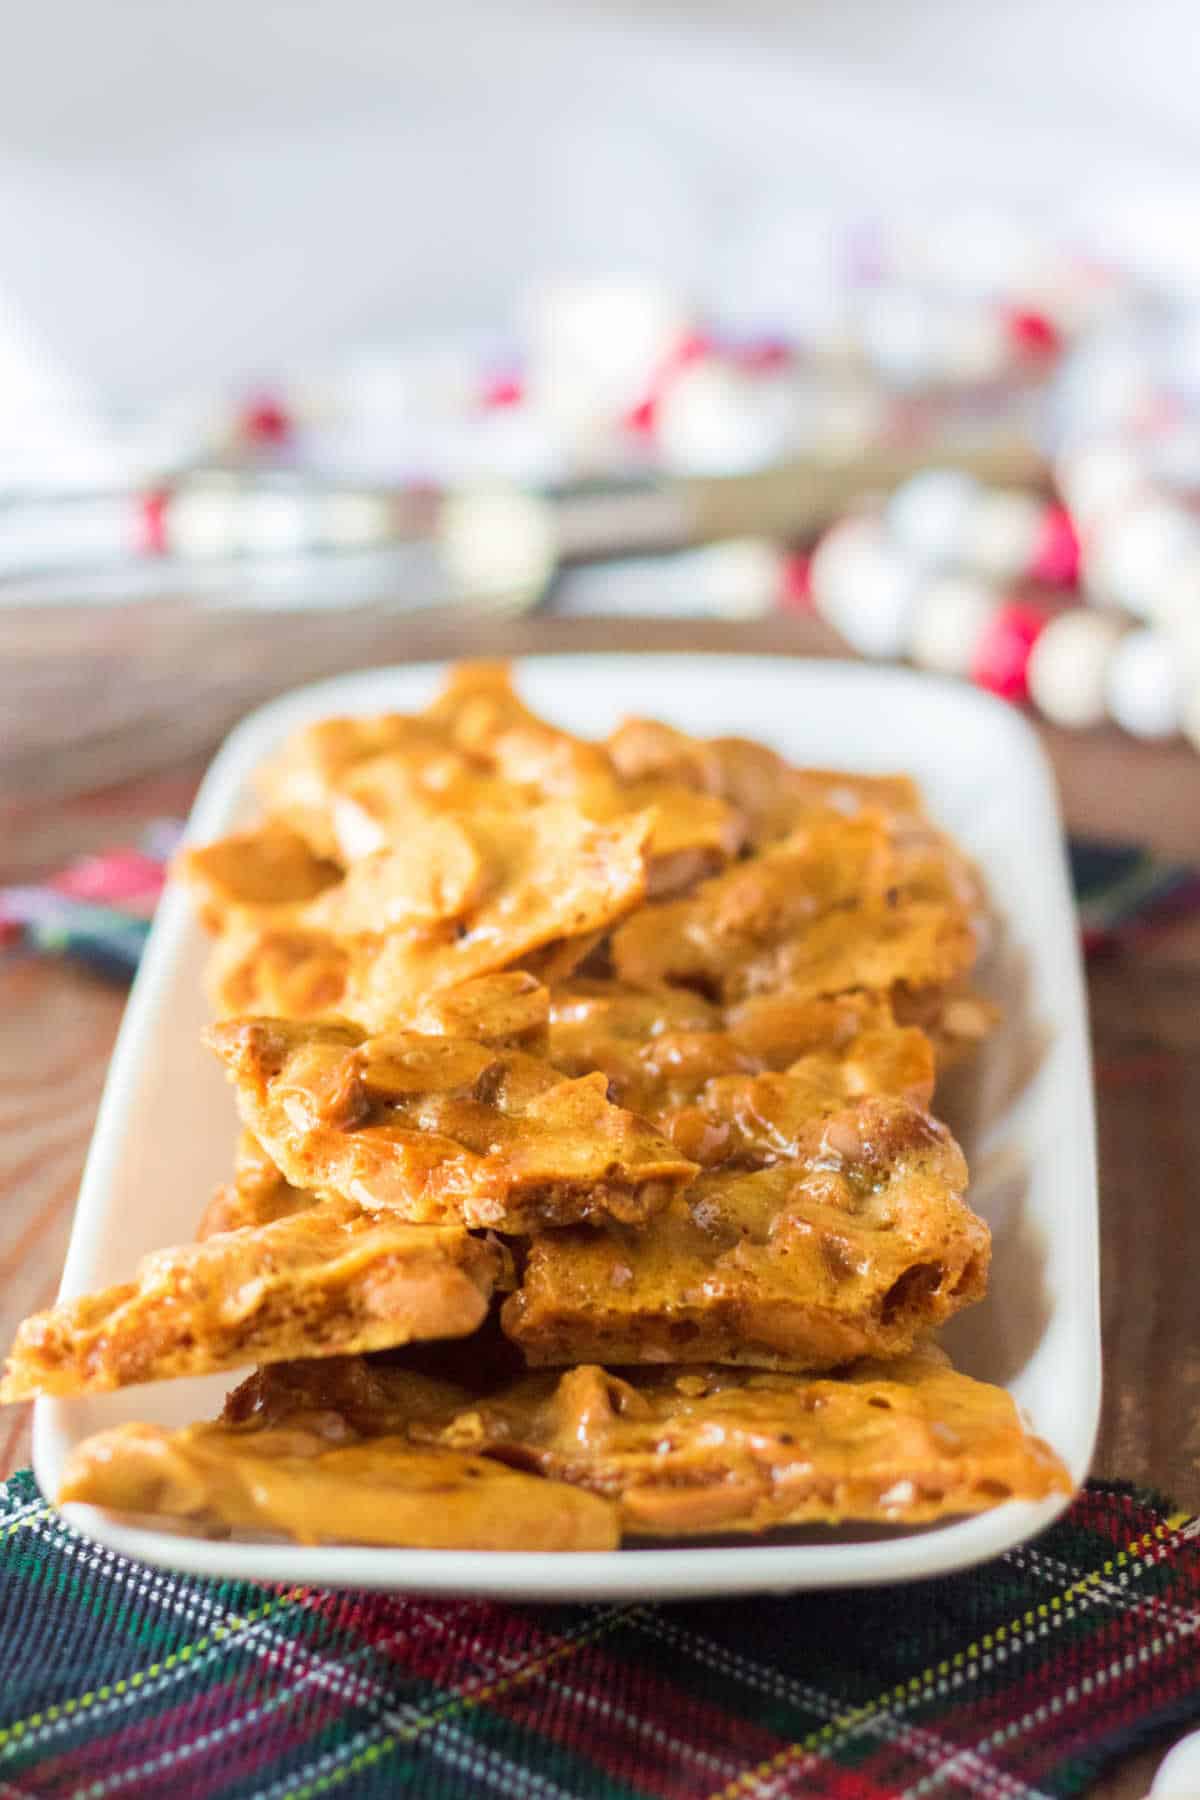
3;624;1198;1798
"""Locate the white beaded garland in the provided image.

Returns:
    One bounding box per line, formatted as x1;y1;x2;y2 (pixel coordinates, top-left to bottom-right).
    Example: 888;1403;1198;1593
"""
809;514;918;657
1026;610;1126;729
1104;627;1184;739
1083;493;1200;616
1054;439;1142;531
885;469;980;566
907;574;1000;677
655;359;797;474
964;488;1044;581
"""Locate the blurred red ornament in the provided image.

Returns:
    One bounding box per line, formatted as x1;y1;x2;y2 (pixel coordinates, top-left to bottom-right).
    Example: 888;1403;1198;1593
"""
1004;307;1061;358
239;395;293;446
623;396;659;438
479;372;525;409
734;337;794;372
622;331;715;438
1028;503;1081;587
137;488;169;556
777;552;814;612
970;600;1047;701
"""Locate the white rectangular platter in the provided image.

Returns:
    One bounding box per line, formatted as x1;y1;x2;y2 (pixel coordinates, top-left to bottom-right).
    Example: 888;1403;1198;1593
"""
34;654;1100;1600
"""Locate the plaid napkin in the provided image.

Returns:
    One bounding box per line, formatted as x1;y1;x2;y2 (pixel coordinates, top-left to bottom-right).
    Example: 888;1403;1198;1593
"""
0;1471;1197;1798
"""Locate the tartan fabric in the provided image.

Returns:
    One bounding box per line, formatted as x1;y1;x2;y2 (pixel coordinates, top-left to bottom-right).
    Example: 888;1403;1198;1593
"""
1;1471;1198;1799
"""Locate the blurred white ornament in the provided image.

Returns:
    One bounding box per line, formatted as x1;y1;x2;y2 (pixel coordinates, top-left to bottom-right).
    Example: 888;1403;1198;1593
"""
1054;439;1143;528
439;485;555;604
964;489;1044;581
523;276;691;436
1084;493;1200;614
810;514;917;658
1104;627;1184;739
886;470;980;566
655;358;799;474
1027;610;1125;728
908;575;999;677
1152;545;1200;627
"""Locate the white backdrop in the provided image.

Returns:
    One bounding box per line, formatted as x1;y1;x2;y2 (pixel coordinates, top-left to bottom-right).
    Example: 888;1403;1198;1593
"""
1;0;1198;418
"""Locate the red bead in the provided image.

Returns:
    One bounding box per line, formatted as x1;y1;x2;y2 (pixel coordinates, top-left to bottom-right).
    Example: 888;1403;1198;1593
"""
622;331;715;438
239;394;292;446
623;396;659;437
669;331;715;371
776;552;814;612
479;373;524;409
1028;504;1080;587
969;601;1048;702
1004;307;1061;358
137;488;169;556
733;337;793;372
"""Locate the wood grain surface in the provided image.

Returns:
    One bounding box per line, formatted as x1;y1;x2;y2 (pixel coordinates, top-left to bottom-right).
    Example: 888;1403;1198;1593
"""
1;623;1197;1798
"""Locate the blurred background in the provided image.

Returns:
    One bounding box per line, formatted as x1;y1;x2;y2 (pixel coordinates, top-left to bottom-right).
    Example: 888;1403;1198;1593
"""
5;0;1200;843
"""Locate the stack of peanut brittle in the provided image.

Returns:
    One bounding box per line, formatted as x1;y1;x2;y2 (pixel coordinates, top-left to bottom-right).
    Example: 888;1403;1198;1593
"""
2;664;1069;1552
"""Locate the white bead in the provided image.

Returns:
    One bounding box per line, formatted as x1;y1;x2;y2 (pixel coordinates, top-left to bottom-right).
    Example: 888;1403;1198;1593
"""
1145;543;1200;628
937;304;1009;384
964;489;1043;581
908;575;999;677
1104;627;1183;739
655;359;797;474
1083;494;1200;615
438;485;555;602
809;514;886;615
524;277;690;429
857;287;938;387
886;470;980;566
1053;439;1142;529
811;516;917;657
320;490;394;550
1026;610;1125;728
239;491;313;556
163;483;241;559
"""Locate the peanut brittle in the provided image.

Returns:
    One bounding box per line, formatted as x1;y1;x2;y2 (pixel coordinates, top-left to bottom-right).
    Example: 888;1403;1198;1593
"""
1;1204;502;1401
257;712;457;858
207;922;353;1020
344;802;653;1030
611;812;977;1007
607;716;923;846
196;1131;313;1239
503;1096;988;1369
327;746;522;860
406;970;550;1049
205;802;653;1029
429;1348;1070;1535
207;1016;697;1231
546;981;934;1142
177;822;342;930
59;1421;618;1550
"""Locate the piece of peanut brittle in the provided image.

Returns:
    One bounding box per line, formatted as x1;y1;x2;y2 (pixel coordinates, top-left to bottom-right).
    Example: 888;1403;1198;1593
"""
59;1418;617;1550
503;1094;988;1370
547;980;934;1151
207;1016;697;1231
612;812;977;1007
196;1130;314;1239
1;1204;503;1402
429;1348;1071;1535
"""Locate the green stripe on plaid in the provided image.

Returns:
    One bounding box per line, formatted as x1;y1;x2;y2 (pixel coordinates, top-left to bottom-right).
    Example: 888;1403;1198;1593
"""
1;1473;1198;1798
